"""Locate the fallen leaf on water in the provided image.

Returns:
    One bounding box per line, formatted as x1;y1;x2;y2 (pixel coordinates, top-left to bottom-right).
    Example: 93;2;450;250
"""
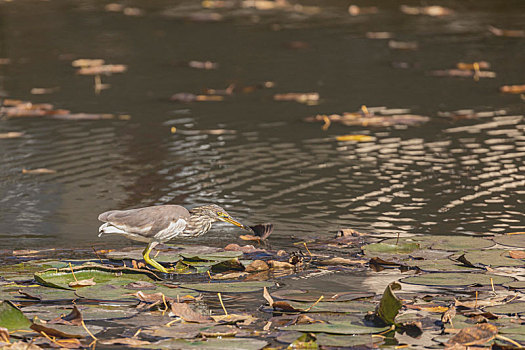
170;93;224;102
319;257;367;266
245;260;270;272
211;313;257;325
170;302;213;323
22;168;57;174
100;338;151;346
68;277;96;288
500;84;525;94
335;134;375;142
187;60;218;70
388;40;418;50
0;327;9;343
400;5;453;16
72;59;105;68
348;5;378;16
430;69;496;78
274;93;319;105
30;87;59;95
268;260;294;269
224;244;265;254
488;26;525;38
49;305;83;326
0;132;24;139
366;32;393;39
457;62;490;70
76;64;127;75
509;250;525;259
446;323;498;346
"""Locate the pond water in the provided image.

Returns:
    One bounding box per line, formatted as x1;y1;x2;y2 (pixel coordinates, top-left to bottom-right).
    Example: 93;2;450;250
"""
0;0;524;250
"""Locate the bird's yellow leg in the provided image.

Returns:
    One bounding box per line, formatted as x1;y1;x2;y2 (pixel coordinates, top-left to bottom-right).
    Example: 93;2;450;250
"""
142;242;173;273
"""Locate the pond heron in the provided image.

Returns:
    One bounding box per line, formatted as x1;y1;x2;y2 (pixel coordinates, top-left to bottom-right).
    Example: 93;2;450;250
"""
98;204;250;273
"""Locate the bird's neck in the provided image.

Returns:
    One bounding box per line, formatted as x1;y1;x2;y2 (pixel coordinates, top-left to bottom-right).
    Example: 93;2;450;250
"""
184;214;214;236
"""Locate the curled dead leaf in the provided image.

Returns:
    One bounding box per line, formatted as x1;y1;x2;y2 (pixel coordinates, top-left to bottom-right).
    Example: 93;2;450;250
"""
245;260;270;272
446;323;498;346
68;277;96;288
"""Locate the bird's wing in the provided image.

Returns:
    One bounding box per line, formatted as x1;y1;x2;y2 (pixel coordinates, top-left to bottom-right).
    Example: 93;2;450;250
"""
98;205;190;236
151;218;187;241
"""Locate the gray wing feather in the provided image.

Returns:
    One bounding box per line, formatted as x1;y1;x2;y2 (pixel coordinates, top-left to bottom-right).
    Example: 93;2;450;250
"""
98;205;190;237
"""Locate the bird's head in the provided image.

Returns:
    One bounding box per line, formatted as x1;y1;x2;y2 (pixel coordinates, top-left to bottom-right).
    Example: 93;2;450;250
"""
190;204;251;231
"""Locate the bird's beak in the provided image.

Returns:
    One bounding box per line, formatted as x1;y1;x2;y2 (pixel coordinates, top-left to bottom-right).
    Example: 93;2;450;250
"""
220;216;252;231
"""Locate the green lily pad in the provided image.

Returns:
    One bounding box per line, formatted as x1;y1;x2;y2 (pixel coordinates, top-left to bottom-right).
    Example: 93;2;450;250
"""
461;250;524;267
503;281;525;289
285;300;375;313
383;235;494;251
271;289;374;302
144;338;268;349
401;273;513;286
484;302;525;315
180;281;274;293
0;301;32;331
280;322;390;335
75;282;198;301
35;264;158;290
377;282;402;325
316;333;384;347
180;251;243;260
493;235;525;248
405;259;478;272
362;243;420;256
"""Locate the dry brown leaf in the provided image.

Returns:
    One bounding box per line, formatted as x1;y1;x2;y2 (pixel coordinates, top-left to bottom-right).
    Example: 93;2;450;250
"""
268;260;294;269
319;257;368;266
49;305;83;326
400;5;453;16
72;59;105;68
245;260;270;272
1;341;43;350
274;92;319;104
509;250;525;259
77;64;127;75
500;84;525;94
211;313;256;325
457;62;490;70
442;305;456;325
446;323;498;346
0;132;24;139
224;243;265;254
22;168;57;174
68;278;96;288
101;338;151;346
388;40;418;50
489;26;525;38
170;302;213;323
0;327;9;343
348;5;378;16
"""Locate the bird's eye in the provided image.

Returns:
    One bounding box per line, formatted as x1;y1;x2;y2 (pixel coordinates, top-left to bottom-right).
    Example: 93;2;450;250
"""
217;211;226;217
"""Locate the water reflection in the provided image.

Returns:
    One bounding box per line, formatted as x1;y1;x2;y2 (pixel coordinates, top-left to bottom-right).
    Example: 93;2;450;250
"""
0;0;524;249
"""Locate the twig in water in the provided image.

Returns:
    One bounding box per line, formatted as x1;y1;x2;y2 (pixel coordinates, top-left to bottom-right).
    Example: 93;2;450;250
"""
495;334;523;348
81;319;98;341
305;295;324;312
68;263;78;283
218;293;228;315
303;242;312;256
91;246;103;263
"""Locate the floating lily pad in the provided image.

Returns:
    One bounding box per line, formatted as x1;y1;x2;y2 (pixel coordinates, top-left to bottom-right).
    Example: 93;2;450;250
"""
75;283;198;301
405;259;478;272
316;333;384;347
0;301;32;331
401;273;513;286
280;322;390;335
484;302;525;315
271;289;374;302
503;281;525;289
285;300;375;313
144;338;268;350
35;264;157;290
460;250;524;267
362;243;420;256
493;235;525;248
180;281;274;293
384;236;494;251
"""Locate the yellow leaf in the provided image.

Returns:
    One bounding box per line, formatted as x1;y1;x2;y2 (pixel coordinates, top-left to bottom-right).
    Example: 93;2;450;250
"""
336;134;374;142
